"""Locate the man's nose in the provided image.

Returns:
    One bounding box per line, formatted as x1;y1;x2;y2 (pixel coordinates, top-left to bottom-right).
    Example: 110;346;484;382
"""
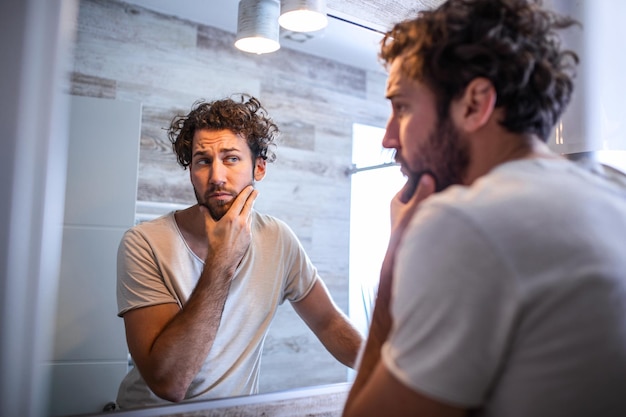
209;161;227;184
382;116;399;149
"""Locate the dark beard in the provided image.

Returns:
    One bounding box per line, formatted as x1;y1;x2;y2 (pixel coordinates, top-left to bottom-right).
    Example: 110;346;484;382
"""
194;186;236;221
395;116;469;200
428;116;470;192
194;179;255;221
204;199;229;221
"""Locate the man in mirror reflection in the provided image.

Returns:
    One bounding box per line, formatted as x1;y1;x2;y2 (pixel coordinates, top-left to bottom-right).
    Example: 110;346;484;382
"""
344;0;626;416
115;94;363;408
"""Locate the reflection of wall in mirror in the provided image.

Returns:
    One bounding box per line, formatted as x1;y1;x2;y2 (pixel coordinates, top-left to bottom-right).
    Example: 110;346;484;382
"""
49;96;141;417
66;0;390;408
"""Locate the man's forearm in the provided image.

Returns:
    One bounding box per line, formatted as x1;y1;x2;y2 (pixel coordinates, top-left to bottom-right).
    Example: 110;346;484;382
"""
345;286;391;405
136;259;234;402
344;239;395;410
292;280;365;369
320;314;364;369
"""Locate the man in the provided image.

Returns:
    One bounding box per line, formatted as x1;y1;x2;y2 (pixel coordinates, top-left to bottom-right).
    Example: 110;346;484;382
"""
116;94;363;408
344;0;626;416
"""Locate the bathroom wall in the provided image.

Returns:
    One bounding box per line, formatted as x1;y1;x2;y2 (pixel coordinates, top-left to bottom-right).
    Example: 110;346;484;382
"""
49;96;141;416
68;0;389;400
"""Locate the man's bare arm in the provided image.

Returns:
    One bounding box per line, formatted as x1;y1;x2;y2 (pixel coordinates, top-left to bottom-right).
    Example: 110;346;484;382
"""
292;279;364;368
123;266;231;402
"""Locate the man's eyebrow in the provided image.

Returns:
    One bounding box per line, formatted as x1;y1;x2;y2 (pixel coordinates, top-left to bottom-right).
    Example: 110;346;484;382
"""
386;85;408;100
220;147;240;153
385;88;400;101
192;147;241;158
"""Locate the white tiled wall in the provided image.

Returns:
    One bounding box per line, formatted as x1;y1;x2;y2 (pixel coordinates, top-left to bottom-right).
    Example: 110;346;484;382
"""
47;96;141;416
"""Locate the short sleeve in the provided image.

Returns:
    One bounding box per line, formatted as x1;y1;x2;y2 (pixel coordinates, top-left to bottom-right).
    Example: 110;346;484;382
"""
116;227;179;316
273;219;319;303
381;203;519;407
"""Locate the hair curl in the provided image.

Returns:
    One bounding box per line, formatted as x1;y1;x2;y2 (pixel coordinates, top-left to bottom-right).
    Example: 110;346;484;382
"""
168;94;279;169
380;0;579;141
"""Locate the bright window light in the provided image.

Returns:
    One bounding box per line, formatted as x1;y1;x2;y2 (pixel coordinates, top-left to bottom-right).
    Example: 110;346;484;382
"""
348;123;405;337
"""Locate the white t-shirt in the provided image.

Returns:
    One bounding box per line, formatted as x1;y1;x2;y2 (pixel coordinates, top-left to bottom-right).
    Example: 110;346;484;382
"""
382;158;626;416
116;210;318;408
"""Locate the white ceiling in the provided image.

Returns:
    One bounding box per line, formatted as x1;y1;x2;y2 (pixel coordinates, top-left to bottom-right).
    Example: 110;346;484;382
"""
122;0;445;73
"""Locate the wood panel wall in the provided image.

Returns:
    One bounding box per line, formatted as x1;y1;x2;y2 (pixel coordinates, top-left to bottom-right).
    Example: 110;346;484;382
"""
69;0;390;396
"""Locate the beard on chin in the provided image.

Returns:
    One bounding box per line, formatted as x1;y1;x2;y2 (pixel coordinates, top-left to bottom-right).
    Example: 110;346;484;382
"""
194;178;256;221
194;188;234;221
396;116;469;196
202;200;230;221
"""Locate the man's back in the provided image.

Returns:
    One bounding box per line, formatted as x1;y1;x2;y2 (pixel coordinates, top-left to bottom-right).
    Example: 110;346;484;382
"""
385;158;626;416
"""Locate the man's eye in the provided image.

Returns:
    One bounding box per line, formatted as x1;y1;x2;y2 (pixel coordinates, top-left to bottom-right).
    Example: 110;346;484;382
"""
196;159;210;165
394;103;407;113
225;156;240;163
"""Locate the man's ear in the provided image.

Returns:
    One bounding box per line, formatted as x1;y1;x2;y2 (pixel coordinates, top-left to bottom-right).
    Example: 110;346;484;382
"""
452;77;496;132
254;157;267;181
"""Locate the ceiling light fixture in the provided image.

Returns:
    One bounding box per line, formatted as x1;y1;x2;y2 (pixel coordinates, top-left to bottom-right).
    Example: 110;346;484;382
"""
278;0;328;32
235;0;281;54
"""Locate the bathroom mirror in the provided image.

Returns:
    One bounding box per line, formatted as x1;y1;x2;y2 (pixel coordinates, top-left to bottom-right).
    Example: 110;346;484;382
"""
6;0;624;415
50;0;439;415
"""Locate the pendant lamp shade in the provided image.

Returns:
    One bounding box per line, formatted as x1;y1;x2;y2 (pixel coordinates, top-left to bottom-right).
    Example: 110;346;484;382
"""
235;0;281;54
279;0;328;32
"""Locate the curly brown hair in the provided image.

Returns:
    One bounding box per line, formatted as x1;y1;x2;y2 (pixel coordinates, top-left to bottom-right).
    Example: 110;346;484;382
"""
380;0;579;141
168;94;279;169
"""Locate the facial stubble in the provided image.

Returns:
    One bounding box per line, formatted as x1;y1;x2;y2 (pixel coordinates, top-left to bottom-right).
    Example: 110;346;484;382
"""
194;168;256;221
400;116;470;199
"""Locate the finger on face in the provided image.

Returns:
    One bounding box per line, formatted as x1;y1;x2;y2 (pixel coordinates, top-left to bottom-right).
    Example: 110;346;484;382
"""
399;172;420;204
395;171;437;207
390;172;436;233
241;187;258;216
230;185;258;216
410;173;436;205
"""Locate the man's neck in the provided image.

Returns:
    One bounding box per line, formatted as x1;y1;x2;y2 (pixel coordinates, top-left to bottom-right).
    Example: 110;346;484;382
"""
463;132;562;185
174;205;208;260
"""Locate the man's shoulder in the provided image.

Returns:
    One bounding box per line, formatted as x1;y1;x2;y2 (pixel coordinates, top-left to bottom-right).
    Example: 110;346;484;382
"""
252;210;284;228
431;159;572;207
416;160;557;229
252;211;297;239
123;212;177;242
